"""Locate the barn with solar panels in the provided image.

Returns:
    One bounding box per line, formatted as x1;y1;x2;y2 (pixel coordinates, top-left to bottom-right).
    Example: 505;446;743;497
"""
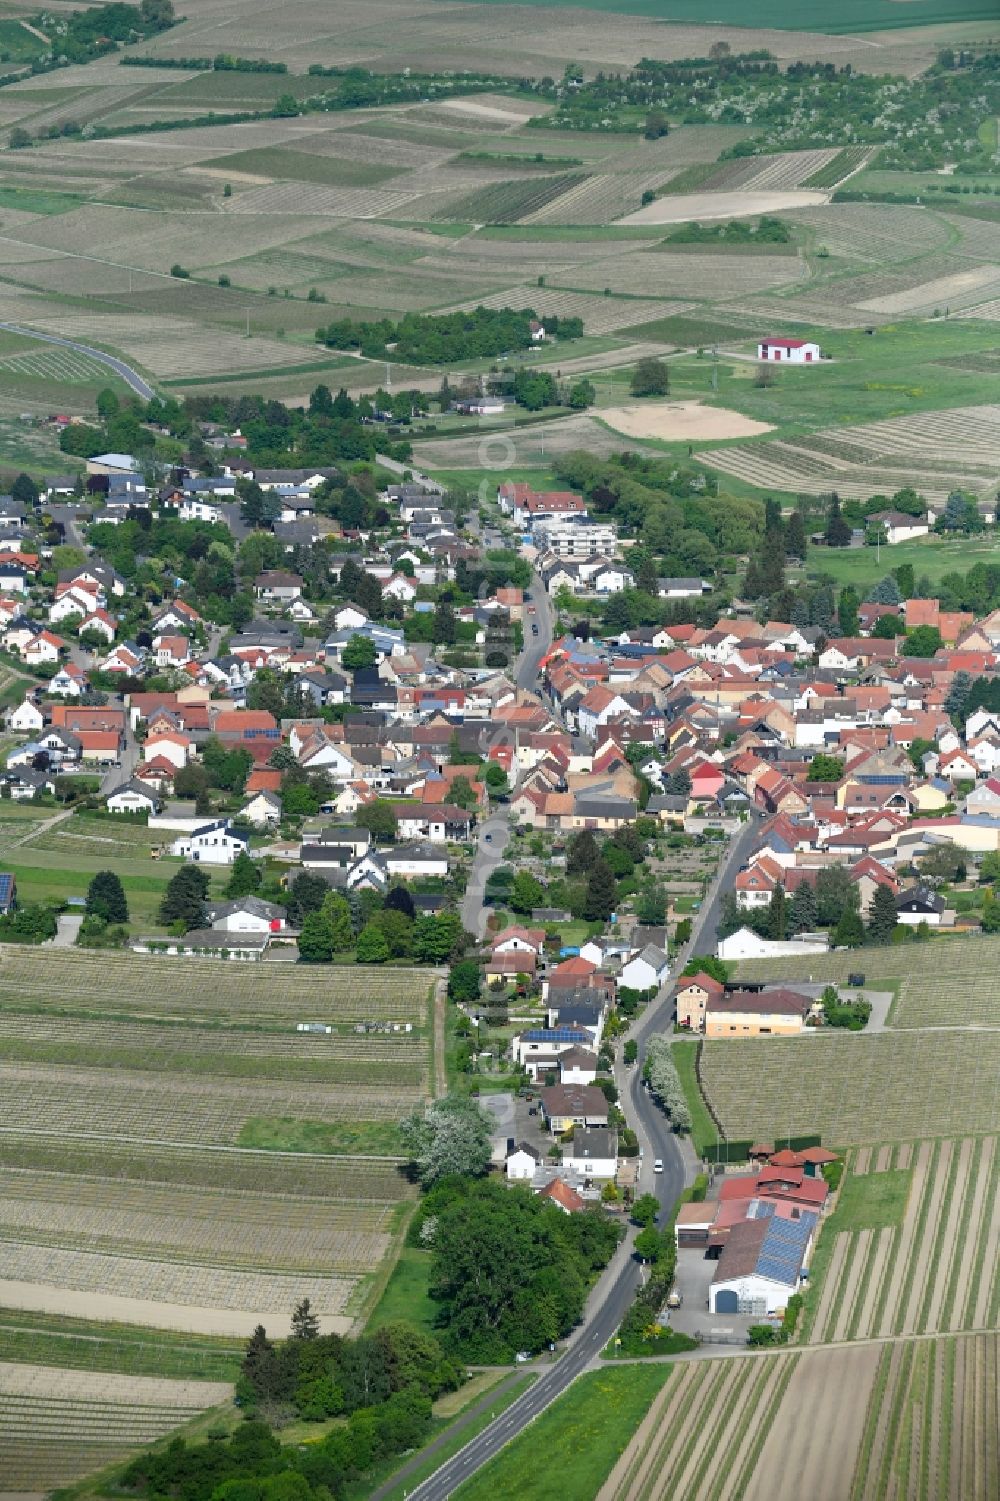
709;1208;817;1317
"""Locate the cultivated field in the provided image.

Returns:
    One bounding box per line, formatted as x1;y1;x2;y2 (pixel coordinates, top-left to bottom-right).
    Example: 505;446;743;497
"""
597;1331;998;1500
699;1029;1000;1145
0;947;429;1336
732;933;1000;1029
600;400;773;443
0;1360;231;1496
700;404;1000;501
808;1138;999;1346
597;1343;878;1501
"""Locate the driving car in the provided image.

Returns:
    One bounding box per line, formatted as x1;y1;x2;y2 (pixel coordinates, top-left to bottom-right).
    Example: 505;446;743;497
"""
654;1158;664;1173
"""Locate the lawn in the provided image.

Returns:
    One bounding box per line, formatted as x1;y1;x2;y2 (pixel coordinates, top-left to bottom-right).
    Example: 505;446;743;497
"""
452;1365;673;1501
804;535;1000;592
833;1166;912;1232
368;1247;437;1334
671;1039;719;1158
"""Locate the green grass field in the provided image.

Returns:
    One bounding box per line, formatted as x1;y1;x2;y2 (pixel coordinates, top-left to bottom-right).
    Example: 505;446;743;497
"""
368;1247;436;1333
672;1039;719;1158
452;1366;673;1501
456;0;998;30
237;1117;406;1155
0;1307;242;1381
833;1168;912;1232
805;534;1000;591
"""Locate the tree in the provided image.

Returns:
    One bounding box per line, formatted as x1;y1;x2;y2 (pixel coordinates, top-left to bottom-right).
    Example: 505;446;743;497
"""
85;869;128;924
11;472;38;509
867;573;901;605
566;829;600;877
630;358;670;398
342;634;377;672
583;859;617;922
906;624;943;658
356;799;396;842
807;753;845;782
816;866;858;928
634;1227;662;1263
568;378;596;410
447;958;481;1004
9;127;31;149
785;508;807;560
285;871;328;926
356;922;390;963
385;885;416;920
400;1094;492;1188
225;849;261;899
833;908;865;948
510;870;544;915
632;1192;659;1227
824;494;851;548
159;864;210;928
788;881;818;935
449;775;477;811
432;602;456;646
866;882;898;946
981;888;1000;933
298;909;335;963
946;669;972;719
290;1298;320;1341
838;585;860;637
765;882;787;941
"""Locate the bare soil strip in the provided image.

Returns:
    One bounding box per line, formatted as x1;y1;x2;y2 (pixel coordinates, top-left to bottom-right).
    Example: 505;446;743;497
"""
854;1146;873;1175
720;1353;798;1501
0;1280;351;1337
597;1363;703;1501
896;1142;913;1170
875;1144;893;1173
943;1138;990;1332
652;1361;739;1500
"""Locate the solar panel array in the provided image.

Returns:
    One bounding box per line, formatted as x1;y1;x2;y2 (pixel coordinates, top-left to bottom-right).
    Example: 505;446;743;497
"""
521;1027;591;1043
757;1212;817;1285
0;873;14;908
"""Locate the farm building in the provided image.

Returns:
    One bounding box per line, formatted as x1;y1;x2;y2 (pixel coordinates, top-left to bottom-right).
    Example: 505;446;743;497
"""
869;510;930;545
757;337;821;364
709;1207;817;1317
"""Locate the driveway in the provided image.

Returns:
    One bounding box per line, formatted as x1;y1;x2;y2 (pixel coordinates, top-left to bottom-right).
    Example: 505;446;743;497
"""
47;914;82;947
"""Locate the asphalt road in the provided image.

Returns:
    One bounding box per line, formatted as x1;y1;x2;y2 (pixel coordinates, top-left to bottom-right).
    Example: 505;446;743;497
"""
0;322;155;400
460;812;512;940
516;573;553;691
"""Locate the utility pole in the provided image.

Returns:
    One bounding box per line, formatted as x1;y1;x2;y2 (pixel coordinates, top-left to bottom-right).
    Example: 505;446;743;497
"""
245;308;250;338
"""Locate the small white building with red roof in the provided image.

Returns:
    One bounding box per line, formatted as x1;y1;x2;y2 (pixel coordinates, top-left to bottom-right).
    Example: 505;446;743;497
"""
757;336;821;364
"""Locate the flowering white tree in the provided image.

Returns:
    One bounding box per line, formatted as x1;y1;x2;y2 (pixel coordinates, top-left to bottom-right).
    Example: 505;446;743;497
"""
644;1036;691;1133
400;1093;493;1187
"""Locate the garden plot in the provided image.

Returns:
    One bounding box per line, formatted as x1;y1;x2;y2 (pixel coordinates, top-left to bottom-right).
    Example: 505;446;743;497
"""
700;1029;1000;1146
0;1360;230;1496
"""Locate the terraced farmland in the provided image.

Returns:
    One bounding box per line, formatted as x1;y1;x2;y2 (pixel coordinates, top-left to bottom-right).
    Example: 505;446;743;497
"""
808;1138;999;1346
0;1361;231;1496
699;1029;1000;1146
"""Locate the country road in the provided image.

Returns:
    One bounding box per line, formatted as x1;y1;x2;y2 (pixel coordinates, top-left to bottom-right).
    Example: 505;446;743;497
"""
407;580;757;1497
0;321;155;400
